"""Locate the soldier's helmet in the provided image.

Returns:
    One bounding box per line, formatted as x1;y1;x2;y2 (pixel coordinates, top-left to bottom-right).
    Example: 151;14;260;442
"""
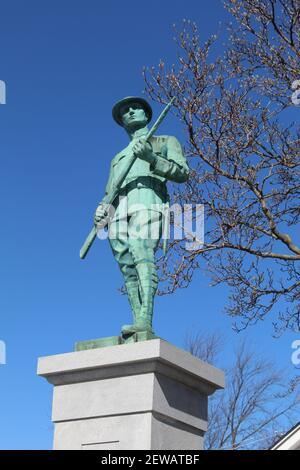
112;96;153;127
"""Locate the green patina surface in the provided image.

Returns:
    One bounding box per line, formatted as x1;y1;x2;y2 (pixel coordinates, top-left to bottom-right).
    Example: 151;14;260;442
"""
75;331;159;351
81;96;189;340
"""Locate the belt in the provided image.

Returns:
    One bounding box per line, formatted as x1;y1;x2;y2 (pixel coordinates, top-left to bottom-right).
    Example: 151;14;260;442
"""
118;176;168;200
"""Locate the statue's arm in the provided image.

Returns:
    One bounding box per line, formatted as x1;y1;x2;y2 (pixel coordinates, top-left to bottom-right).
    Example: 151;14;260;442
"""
149;136;189;183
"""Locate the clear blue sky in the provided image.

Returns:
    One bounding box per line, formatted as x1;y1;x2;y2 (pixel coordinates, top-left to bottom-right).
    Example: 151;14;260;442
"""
0;0;298;449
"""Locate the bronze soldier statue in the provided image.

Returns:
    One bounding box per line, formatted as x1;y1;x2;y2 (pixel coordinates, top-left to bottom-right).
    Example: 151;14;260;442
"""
93;97;189;337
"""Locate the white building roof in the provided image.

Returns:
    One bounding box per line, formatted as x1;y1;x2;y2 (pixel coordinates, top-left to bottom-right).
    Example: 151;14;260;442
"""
271;422;300;450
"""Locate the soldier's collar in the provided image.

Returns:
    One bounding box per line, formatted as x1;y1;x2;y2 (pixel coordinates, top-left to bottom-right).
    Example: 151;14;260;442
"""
130;127;149;140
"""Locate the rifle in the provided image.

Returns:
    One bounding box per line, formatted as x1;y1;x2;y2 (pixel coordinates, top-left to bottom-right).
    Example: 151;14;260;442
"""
79;97;175;260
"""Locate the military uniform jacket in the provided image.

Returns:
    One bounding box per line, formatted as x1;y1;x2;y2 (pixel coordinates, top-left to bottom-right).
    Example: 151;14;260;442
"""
104;135;189;220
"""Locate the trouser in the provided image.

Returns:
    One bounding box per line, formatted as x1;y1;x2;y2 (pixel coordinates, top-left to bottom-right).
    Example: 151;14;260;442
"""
108;209;162;333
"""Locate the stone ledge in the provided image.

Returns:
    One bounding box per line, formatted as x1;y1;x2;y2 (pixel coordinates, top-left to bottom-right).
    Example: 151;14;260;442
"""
37;338;225;394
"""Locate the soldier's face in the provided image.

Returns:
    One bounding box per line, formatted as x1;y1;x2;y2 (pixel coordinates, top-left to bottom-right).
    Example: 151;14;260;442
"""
121;102;148;129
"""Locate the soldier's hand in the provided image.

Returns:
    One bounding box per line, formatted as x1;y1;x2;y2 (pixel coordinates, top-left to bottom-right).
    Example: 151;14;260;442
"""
94;204;108;225
132;138;156;164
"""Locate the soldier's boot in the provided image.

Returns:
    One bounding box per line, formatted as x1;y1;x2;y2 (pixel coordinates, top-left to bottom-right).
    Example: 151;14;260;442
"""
121;280;141;333
122;261;158;335
137;277;156;333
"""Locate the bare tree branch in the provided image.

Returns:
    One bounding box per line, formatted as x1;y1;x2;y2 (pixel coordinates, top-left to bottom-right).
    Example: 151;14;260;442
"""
143;1;300;335
186;332;300;449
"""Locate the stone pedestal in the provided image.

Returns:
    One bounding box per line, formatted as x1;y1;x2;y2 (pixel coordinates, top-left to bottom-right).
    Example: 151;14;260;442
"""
37;339;224;450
